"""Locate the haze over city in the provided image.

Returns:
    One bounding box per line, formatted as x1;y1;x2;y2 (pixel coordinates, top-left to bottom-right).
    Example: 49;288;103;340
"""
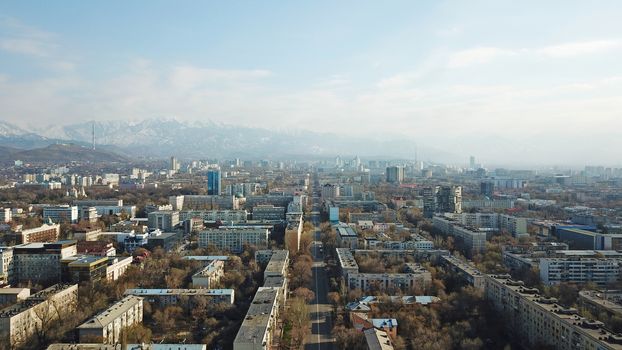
1;1;621;166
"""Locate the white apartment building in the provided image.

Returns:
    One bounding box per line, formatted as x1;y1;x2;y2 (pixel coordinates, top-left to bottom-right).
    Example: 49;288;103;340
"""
0;208;11;223
347;271;431;292
0;247;14;284
199;226;270;253
192;260;225;289
124;289;235;306
336;248;359;278
179;210;248;222
77;295;144;344
263;250;289;280
485;274;622;350
16;223;61;244
43;205;79;224
432;215;487;256
233;287;280;350
147;211;180;231
539;258;621;286
0;284;78;347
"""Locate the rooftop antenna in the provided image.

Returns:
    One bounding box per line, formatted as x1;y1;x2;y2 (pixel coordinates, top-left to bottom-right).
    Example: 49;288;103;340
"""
91;121;95;150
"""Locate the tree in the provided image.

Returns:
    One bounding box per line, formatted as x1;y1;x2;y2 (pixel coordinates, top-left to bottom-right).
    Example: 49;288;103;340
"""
288;297;311;349
293;287;315;303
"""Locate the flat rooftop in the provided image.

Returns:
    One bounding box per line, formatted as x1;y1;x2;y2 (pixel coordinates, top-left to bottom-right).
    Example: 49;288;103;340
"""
78;296;143;329
125;288;233;296
234;287;279;345
489;274;622;349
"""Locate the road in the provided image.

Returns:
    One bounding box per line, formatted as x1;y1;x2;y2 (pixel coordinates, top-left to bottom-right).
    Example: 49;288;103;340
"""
303;191;336;350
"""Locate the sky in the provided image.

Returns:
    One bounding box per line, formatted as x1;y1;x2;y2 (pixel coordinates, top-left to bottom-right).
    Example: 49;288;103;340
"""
0;1;621;166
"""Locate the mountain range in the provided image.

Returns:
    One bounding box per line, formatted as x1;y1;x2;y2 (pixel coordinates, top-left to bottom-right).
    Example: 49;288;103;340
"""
0;119;456;161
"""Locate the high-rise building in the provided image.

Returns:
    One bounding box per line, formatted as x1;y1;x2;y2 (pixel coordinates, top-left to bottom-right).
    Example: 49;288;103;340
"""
480;181;494;197
207;170;221;195
469;156;476;169
436;186;462;214
170;156;180;172
386;166;405;183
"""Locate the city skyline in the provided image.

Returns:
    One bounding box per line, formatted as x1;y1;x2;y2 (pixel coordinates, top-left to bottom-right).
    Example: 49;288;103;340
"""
0;1;621;165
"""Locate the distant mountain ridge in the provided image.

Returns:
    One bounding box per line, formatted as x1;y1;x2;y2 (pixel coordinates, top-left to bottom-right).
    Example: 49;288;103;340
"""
0;143;129;164
0;119;457;161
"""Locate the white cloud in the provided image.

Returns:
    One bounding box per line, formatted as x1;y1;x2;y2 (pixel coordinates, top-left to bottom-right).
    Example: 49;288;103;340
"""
537;40;621;57
448;47;516;68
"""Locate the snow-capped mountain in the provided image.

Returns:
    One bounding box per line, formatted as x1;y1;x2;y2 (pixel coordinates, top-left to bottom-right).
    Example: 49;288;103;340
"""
4;118;455;161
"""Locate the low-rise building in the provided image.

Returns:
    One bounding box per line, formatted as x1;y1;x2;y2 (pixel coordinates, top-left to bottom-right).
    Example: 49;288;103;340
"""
336;248;359;278
192;260;225;289
233;287;280;350
440;255;485;290
147;211;180;232
485;274;622;350
43;205;79;224
252;205;285;220
77;241;116;256
540;257;621;286
47;344;207;350
432;215;486;256
263;250;289;280
146;231;181;252
347;271;431;292
124;288;234;306
0;288;30;306
179;210;248;222
0;247;14;284
198;226;270;253
335;223;358;249
105;256;132;281
13;240;77;285
579;290;622;320
0;284;78;347
62;255;109;284
364;328;395;350
77;296;143;344
12;223;61;244
0;208;12;223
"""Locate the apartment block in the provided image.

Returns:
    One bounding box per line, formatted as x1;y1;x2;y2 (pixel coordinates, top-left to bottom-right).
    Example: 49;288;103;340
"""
233;287;280;350
485;274;622;350
61;255;109;284
192;260;225;289
440;255;486;290
0;284;78;347
252;205;285;220
105;256;133;281
432;215;487;256
179;210;248;222
77;295;143;344
335;223;358;249
147;211;180;231
124;288;235;306
364;328;395;350
13;223;61;244
0;288;30;306
0;247;14;284
336;248;359;278
0;208;11;223
263;250;289;280
13;240;77;285
539;257;621;286
579;290;622;320
347;271;431;292
43;205;79;224
198;226;270;253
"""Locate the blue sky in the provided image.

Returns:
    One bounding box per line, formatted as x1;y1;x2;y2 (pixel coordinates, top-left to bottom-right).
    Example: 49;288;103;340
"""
1;1;621;164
